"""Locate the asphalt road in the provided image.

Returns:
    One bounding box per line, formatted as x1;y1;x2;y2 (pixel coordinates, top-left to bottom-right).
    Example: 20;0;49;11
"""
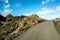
14;21;60;40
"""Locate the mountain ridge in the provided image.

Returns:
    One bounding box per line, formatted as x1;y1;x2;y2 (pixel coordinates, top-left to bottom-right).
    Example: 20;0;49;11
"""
0;14;60;40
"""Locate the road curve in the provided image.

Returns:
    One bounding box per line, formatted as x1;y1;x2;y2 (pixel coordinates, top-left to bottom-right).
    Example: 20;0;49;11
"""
14;21;60;40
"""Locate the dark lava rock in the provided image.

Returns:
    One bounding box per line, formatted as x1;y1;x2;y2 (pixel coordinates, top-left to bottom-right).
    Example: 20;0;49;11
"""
0;14;6;21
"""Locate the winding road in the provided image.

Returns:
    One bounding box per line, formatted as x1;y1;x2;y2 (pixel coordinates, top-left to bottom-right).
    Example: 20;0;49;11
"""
14;21;60;40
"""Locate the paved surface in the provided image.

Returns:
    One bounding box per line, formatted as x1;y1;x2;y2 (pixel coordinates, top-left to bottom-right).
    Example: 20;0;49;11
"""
14;21;60;40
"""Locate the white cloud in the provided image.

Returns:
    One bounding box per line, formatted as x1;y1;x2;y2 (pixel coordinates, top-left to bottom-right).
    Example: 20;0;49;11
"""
24;13;35;16
24;8;55;16
4;0;10;13
23;5;60;20
4;4;10;8
24;7;57;20
2;9;12;16
0;9;12;16
42;0;49;4
5;0;8;3
42;1;46;4
37;8;55;15
2;0;12;16
4;0;10;9
56;6;60;10
4;9;12;13
42;0;55;4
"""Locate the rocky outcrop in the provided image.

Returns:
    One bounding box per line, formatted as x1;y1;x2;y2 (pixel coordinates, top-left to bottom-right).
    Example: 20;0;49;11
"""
0;14;44;40
5;14;15;21
53;18;60;34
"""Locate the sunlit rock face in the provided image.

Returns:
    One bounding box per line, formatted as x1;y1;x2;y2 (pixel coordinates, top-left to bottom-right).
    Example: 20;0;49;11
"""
5;14;14;21
5;14;27;21
0;14;44;40
53;18;60;33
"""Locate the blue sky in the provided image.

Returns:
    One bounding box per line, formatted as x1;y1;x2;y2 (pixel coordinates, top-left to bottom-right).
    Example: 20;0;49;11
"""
0;0;60;20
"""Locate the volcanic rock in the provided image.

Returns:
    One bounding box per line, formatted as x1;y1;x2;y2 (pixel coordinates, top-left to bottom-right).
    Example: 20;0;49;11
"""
0;14;6;21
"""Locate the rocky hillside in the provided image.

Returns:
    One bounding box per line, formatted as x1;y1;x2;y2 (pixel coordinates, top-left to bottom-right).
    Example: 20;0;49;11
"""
53;18;60;34
0;14;44;40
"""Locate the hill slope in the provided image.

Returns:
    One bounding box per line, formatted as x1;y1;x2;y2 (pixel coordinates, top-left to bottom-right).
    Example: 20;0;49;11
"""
0;14;43;40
